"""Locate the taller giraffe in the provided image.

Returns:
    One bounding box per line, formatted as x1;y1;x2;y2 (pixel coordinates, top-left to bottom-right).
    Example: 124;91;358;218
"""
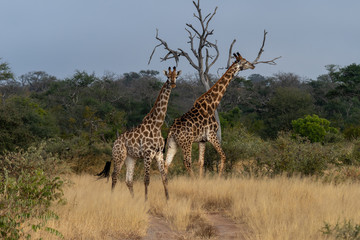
164;53;255;177
98;67;181;200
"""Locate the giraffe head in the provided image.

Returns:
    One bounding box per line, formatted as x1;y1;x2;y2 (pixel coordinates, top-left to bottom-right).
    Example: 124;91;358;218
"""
163;66;181;88
233;52;255;70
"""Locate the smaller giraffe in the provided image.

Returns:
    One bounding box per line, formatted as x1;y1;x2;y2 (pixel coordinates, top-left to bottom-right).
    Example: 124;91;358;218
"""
164;53;255;177
97;67;181;200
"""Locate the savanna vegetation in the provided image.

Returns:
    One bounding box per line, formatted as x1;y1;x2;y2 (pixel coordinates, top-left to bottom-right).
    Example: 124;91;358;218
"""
1;55;360;239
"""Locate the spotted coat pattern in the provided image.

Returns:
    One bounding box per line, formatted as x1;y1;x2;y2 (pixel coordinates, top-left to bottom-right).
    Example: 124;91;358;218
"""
111;67;181;200
164;53;255;177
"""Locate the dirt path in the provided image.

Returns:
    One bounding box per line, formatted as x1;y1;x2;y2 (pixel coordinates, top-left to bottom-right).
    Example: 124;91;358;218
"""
142;212;248;240
204;212;249;240
142;215;185;240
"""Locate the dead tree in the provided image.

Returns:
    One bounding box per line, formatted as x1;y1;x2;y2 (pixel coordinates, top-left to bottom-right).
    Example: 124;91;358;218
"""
149;0;280;142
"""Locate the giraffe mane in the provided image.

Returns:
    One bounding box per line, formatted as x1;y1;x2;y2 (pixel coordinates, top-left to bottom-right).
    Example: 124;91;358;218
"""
194;60;238;103
143;81;168;120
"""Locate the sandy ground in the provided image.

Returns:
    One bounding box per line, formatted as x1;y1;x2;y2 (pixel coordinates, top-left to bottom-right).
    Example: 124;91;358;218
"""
143;212;248;240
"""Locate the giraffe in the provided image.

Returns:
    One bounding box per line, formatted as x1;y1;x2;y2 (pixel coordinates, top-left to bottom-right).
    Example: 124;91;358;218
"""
164;53;255;177
97;67;181;200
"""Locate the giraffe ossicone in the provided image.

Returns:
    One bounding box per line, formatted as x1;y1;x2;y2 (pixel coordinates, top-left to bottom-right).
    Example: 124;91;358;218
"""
97;66;181;200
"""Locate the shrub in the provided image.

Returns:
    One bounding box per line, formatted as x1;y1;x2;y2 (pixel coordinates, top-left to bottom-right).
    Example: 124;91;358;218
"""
0;170;64;240
202;125;267;174
0;141;70;178
344;125;360;140
0;144;67;239
322;220;360;240
0;97;59;153
253;132;353;177
292;114;338;143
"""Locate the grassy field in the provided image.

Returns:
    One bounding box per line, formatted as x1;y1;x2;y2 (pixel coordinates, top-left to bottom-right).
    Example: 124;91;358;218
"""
36;174;360;239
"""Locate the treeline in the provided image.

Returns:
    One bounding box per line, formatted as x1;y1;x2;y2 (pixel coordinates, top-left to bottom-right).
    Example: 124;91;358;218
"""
1;62;360;154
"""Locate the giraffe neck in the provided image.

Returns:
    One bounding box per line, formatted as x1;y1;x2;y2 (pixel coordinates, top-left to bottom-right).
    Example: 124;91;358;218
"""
195;62;240;114
142;80;172;129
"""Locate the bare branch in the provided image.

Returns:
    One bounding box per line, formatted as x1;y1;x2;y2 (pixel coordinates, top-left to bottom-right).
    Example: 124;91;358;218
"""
186;23;201;38
148;29;182;65
226;39;236;69
203;13;212;23
205;7;218;31
192;1;203;31
253;56;282;65
252;30;281;65
178;48;199;70
148;43;162;65
185;28;198;59
205;40;219;73
253;30;267;63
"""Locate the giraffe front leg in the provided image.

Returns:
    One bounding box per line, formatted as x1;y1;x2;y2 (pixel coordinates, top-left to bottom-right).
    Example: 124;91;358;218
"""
125;156;136;198
208;132;226;177
155;151;169;200
198;142;206;178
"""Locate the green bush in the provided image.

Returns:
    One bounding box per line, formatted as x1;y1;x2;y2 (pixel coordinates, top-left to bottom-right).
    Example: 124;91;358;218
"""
253;132;354;177
344;125;360;140
0;97;59;153
0;169;64;240
201;125;267;174
322;220;360;240
292;114;338;143
58;136;112;173
0;141;70;178
0;144;68;239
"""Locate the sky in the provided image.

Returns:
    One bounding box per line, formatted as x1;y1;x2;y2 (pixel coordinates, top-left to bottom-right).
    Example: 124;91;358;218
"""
1;0;360;81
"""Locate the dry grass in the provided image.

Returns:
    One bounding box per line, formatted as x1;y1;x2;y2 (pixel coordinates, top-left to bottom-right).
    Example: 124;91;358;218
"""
36;174;149;240
36;173;360;240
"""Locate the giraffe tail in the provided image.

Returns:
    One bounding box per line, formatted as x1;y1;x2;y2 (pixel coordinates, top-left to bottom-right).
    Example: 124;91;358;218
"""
96;161;111;179
163;137;167;153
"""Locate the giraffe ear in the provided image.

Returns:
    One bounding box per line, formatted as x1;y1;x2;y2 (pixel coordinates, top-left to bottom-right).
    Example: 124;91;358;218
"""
163;70;168;76
177;70;182;76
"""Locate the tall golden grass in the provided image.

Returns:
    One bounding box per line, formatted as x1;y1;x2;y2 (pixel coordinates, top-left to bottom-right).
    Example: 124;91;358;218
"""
37;174;360;239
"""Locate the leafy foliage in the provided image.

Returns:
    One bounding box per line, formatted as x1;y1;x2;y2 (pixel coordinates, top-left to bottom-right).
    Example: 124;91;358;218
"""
0;59;14;82
0;97;59;153
0;144;66;239
292;114;338;143
251;132;355;177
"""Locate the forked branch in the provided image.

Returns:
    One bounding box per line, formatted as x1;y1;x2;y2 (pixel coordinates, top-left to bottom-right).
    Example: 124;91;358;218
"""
224;30;281;68
252;30;281;65
148;29;182;65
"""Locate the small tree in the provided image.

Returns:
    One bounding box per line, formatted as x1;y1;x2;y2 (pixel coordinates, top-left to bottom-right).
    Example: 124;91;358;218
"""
0;59;16;105
291;114;338;143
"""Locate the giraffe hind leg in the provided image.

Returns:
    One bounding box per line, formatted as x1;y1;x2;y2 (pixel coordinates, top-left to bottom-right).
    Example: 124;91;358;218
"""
111;139;126;191
182;143;194;177
164;136;178;174
155;151;169;200
198;142;206;178
143;152;155;201
125;156;136;198
208;131;226;176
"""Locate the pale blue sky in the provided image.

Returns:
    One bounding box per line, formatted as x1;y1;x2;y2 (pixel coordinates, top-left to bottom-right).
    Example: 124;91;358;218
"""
1;0;360;80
